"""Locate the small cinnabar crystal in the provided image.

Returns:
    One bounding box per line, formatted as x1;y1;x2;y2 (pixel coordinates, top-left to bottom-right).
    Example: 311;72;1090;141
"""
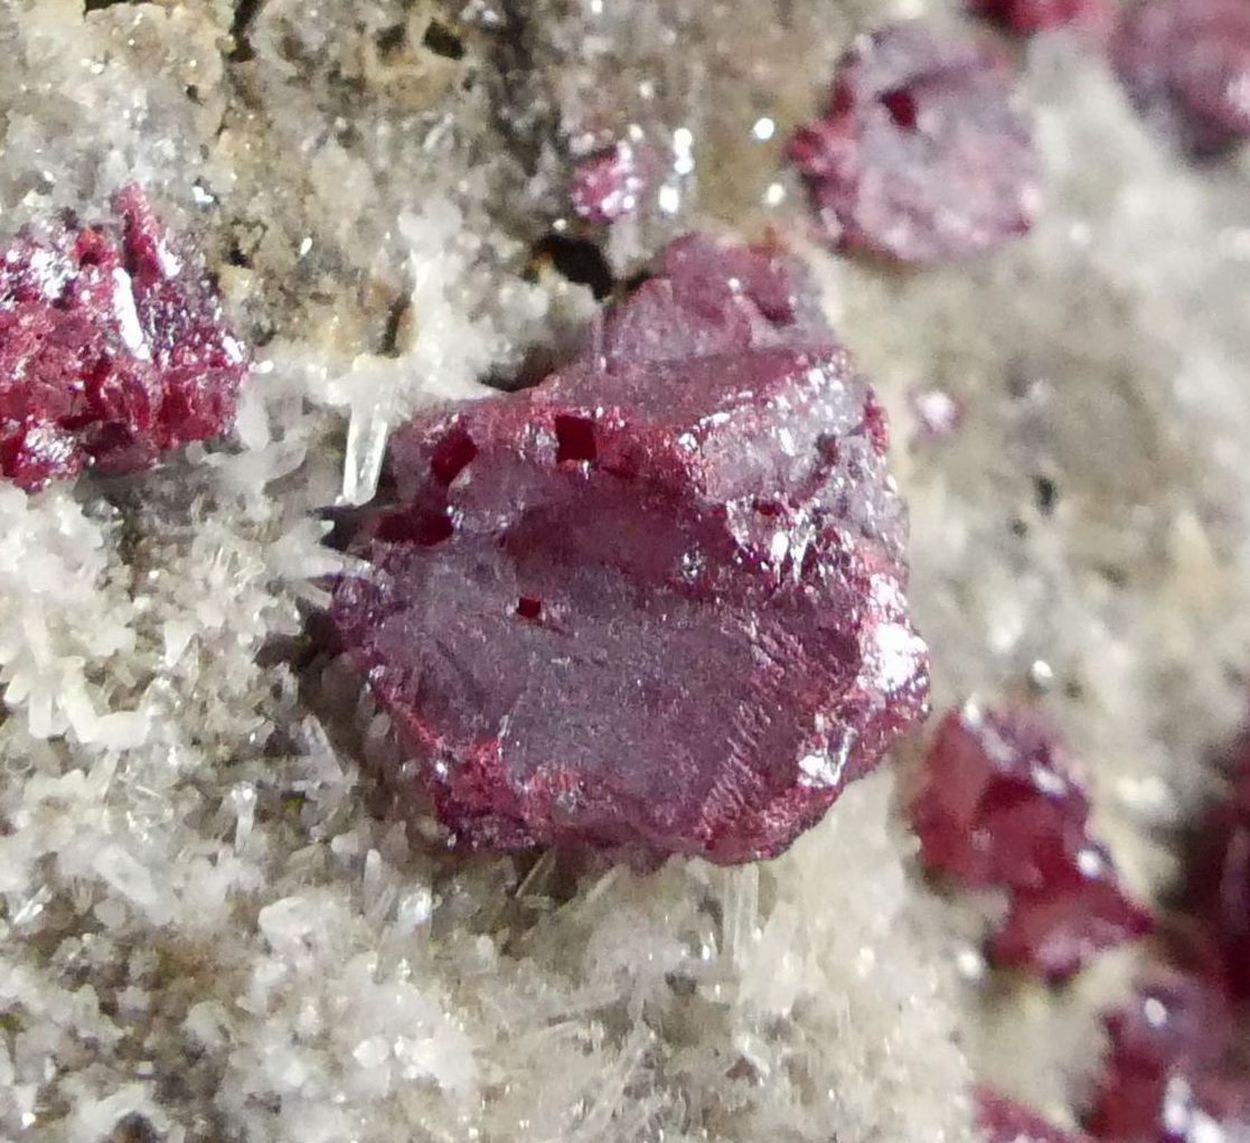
910;704;1151;978
328;235;928;864
1113;0;1250;156
0;186;249;491
569;142;659;225
977;1087;1087;1142
789;20;1042;263
969;0;1110;35
1084;970;1250;1142
1081;723;1250;1142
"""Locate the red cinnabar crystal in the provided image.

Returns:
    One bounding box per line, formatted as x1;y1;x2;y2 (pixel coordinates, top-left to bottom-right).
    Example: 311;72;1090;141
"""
0;186;248;492
789;21;1042;263
328;235;928;863
1082;725;1250;1141
910;704;1151;978
569;142;659;225
1084;970;1250;1142
978;1087;1088;1142
988;847;1154;979
970;0;1110;35
1113;0;1250;156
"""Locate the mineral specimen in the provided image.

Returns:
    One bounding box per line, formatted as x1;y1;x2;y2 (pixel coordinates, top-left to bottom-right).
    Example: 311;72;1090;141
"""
910;704;1151;977
969;0;1109;35
0;186;248;492
978;1087;1086;1142
328;234;928;863
1113;0;1250;156
1078;726;1250;1140
789;21;1042;263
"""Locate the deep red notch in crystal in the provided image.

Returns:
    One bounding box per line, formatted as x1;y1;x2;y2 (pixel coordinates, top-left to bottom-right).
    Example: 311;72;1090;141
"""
555;413;598;464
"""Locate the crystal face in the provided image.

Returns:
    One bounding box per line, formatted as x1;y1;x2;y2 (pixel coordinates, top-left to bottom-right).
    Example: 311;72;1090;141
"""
789;21;1042;264
910;704;1151;978
328;235;928;864
0;186;249;492
1113;0;1250;156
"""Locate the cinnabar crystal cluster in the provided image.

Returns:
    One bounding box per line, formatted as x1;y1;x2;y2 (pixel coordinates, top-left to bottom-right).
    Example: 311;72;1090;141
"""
0;187;248;491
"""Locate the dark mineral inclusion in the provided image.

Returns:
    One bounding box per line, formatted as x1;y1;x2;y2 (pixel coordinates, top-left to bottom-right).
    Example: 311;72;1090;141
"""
329;235;928;864
0;187;248;492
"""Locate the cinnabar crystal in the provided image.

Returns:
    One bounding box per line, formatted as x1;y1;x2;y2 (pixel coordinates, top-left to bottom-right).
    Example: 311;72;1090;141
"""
0;186;248;491
1084;970;1250;1142
789;21;1042;263
1113;0;1250;156
978;1087;1088;1142
328;235;928;863
970;0;1110;35
910;704;1150;978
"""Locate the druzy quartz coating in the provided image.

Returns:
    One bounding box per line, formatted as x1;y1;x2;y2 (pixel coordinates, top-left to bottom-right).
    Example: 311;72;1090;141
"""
910;703;1151;978
328;235;928;864
0;187;249;491
789;20;1042;264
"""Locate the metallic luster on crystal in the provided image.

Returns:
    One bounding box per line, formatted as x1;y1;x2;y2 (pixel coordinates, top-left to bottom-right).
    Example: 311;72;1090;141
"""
328;235;928;863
